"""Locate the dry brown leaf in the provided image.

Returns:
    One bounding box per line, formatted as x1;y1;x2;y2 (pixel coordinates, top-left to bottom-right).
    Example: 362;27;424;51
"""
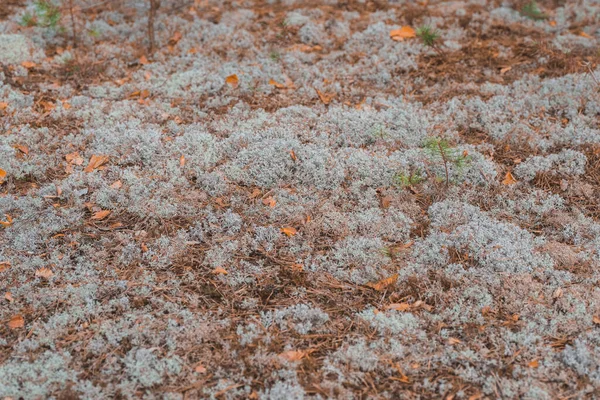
553;287;564;299
226;74;239;88
500;66;512;75
15;144;29;155
0;214;13;228
279;350;306;361
213;267;228;275
580;31;593;39
4;291;13;302
84;155;109;173
502;171;517;185
315;89;335;105
262;197;276;207
289;149;297;162
62;101;71;109
91;210;111;220
249;188;262;199
390;26;416;41
110;180;123;189
169;31;183;45
35;267;54;279
0;102;8;110
386;303;411;312
194;364;207;373
179;154;186;167
269;79;286;89
448;337;462;345
281;226;297;237
8;314;24;329
0;168;6;184
139;55;150;65
21;61;36;69
593;315;600;325
0;261;11;272
65;152;84;166
528;359;539;368
366;273;399;291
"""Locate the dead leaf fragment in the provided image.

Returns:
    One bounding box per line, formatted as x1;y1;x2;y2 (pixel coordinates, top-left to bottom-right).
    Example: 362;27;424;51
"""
91;210;111;220
0;261;11;272
593;315;600;325
65;152;84;166
0;102;8;110
226;74;239;88
194;364;207;373
139;55;150;65
110;180;123;189
35;267;54;279
212;267;228;275
553;287;564;299
528;359;539;368
279;350;306;361
84;155;109;173
269;79;286;89
0;214;13;228
366;273;399;291
386;303;411;312
502;171;517;185
8;314;24;329
15;144;29;155
180;154;186;167
21;61;36;69
169;31;183;45
390;26;416;41
448;337;462;345
315;89;335;105
289;149;297;162
4;292;13;302
281;226;297;237
0;168;6;184
262;197;276;208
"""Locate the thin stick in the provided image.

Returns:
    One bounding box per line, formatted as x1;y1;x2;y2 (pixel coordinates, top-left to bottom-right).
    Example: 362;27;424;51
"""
148;0;161;54
67;0;77;48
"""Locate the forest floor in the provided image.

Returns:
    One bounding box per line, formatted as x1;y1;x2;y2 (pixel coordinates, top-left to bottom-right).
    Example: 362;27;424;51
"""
2;0;600;399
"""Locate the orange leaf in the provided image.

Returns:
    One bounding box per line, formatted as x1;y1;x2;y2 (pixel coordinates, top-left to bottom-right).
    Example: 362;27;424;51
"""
315;89;335;105
0;261;11;272
0;214;13;228
593;315;600;325
5;291;13;302
8;314;24;329
269;79;286;89
35;267;54;279
139;55;150;65
386;303;411;312
84;155;109;173
0;102;8;110
62;101;71;109
21;61;36;69
212;267;228;275
226;74;239;87
279;350;306;361
91;210;111;220
262;197;276;207
502;171;517;185
110;180;123;189
448;337;462;345
194;364;207;373
15;144;29;155
390;26;416;41
169;31;183;45
281;226;297;237
548;20;557;27
580;31;593;39
289;149;297;162
366;273;399;291
528;359;539;368
65;152;84;166
0;168;6;184
180;154;186;167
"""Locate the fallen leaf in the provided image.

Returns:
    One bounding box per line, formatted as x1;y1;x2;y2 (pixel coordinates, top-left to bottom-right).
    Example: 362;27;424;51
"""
169;31;183;45
500;66;512;75
180;154;186;167
0;102;8;110
553;287;564;299
279;350;306;361
84;155;109;173
315;89;335;105
91;210;111;220
289;149;297;162
290;263;304;272
110;180;123;189
35;267;54;279
381;196;392;208
4;292;13;302
366;273;399;291
213;267;228;275
281;226;297;237
528;359;539;368
0;214;13;228
269;79;286;89
8;315;24;329
195;364;207;373
65;152;84;166
62;101;71;109
249;188;262;199
140;89;151;99
502;171;517;185
390;26;416;41
226;74;239;88
448;337;462;345
21;61;36;69
139;55;150;65
549;20;557;26
0;168;6;184
580;31;593;39
593;315;600;325
15;144;29;155
386;303;411;312
262;197;276;207
0;261;11;272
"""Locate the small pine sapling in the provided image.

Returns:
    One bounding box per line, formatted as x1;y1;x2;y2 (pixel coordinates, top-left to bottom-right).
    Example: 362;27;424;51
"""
520;1;547;20
423;137;470;186
394;169;424;188
21;0;62;29
416;26;440;47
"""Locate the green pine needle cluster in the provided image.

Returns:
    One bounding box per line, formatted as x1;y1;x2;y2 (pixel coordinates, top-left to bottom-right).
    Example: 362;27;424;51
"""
520;1;547;20
20;0;62;29
416;26;440;47
424;137;470;186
